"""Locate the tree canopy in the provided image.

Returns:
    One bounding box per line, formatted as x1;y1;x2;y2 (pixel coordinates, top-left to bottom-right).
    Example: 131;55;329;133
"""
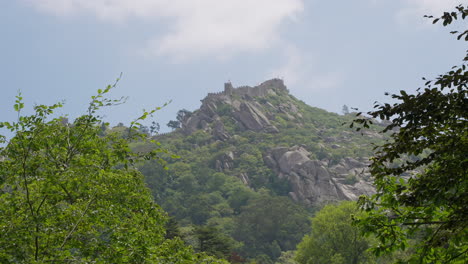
0;82;226;263
295;201;373;264
352;5;467;263
233;190;311;262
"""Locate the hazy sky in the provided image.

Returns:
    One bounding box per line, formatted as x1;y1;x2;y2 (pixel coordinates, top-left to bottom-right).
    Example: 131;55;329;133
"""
1;0;467;132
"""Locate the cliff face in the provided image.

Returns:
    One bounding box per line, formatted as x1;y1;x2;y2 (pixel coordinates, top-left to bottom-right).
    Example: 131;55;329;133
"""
159;79;381;206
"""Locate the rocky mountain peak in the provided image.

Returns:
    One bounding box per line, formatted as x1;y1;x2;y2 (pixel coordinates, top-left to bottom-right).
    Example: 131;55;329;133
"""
181;79;291;137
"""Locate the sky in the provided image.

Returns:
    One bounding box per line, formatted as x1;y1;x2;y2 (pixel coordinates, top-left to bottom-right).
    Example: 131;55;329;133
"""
1;0;467;133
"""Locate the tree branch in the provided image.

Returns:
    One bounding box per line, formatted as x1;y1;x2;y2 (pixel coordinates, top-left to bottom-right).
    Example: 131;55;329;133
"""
59;191;96;250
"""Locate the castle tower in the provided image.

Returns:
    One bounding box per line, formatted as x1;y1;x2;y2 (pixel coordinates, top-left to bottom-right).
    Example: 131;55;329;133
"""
224;82;234;95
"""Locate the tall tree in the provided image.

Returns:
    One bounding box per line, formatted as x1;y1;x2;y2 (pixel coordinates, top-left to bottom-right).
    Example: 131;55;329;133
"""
177;109;192;123
194;225;234;260
295;201;373;264
352;5;467;263
233;190;310;261
0;82;225;263
167;120;181;130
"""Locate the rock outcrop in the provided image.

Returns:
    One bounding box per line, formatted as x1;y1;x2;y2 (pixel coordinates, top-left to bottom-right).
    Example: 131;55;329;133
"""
180;79;285;137
215;151;235;172
212;120;230;141
233;102;272;132
264;146;375;205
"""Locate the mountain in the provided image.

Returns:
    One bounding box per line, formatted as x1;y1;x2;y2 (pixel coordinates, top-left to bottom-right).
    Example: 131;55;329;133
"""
161;79;378;203
135;79;385;262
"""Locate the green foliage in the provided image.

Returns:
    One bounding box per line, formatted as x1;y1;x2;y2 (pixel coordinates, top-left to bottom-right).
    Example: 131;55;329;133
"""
167;120;181;130
295;201;373;264
275;251;298;264
254;254;274;264
353;5;468;263
216;104;233;116
177;109;192;123
0;82;226;263
187;130;212;146
165;216;183;239
344;174;359;185
233;190;311;260
193;225;235;259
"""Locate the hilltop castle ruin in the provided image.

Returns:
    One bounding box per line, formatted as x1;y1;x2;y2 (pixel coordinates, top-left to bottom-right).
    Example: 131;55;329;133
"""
203;78;288;103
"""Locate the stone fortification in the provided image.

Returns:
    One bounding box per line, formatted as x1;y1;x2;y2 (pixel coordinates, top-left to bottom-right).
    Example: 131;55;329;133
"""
203;78;287;103
182;79;286;136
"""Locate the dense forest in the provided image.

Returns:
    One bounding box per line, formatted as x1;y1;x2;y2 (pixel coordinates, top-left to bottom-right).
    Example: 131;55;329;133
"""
0;5;466;264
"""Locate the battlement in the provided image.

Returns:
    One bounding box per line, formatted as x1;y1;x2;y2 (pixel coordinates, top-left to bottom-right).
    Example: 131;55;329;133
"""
206;91;225;97
204;78;287;103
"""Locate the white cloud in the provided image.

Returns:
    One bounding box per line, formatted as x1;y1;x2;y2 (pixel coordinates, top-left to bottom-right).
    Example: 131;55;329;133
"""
267;45;344;92
24;0;304;60
396;0;465;24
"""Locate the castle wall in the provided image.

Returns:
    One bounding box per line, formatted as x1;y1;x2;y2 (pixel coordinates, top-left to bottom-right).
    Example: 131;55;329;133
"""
204;78;287;103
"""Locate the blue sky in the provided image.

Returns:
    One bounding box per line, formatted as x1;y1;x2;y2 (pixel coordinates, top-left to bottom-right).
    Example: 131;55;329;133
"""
1;0;466;133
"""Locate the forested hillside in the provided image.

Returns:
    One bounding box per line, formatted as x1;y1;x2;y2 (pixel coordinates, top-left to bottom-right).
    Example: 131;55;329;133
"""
127;79;387;262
